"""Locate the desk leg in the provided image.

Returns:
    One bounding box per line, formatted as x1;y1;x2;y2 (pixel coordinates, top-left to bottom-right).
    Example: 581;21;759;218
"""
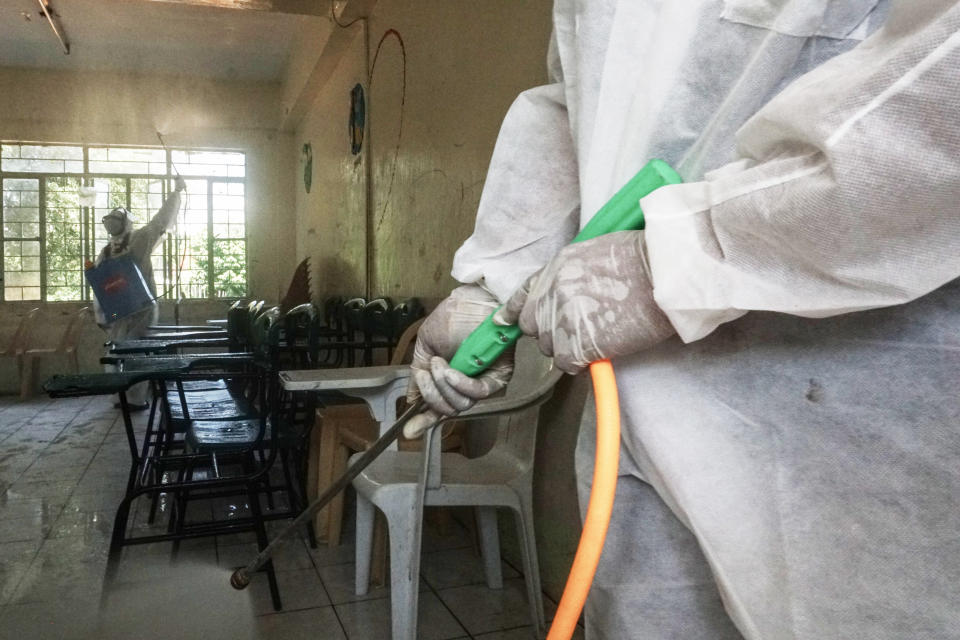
306;410;322;537
109;392;140;557
140;383;162;525
105;391;141;602
138;382;159;471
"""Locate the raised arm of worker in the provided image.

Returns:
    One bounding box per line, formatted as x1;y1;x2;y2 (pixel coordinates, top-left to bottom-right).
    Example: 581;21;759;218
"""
496;1;960;374
128;175;186;258
404;44;582;438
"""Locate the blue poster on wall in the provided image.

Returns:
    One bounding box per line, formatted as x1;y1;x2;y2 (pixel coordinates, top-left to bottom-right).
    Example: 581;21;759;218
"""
85;256;155;324
350;83;365;155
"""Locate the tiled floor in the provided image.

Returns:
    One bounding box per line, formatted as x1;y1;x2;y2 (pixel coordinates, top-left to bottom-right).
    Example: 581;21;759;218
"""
0;396;582;639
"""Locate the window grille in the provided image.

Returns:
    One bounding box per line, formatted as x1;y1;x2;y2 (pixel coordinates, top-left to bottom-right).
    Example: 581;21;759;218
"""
0;143;247;302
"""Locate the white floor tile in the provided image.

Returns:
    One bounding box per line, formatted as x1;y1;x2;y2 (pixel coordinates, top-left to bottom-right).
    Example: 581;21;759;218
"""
421;515;474;553
255;606;345;640
218;536;314;573
47;509;113;539
317;561;391;605
248;567;330;615
20;464;89;484
0;541;39;605
4;480;77;501
474;624;584;639
0;496;64;522
99;568;259;640
0;515;54;543
10;559;106;605
335;591;466;640
305;539;357;568
438;577;542;636
0;599;100;640
421;546;520;590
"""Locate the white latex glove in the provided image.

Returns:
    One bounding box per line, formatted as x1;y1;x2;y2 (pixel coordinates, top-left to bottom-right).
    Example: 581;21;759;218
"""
404;284;515;439
496;231;675;374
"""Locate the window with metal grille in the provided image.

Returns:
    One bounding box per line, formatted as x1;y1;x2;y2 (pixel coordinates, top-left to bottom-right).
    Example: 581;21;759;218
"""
0;143;247;302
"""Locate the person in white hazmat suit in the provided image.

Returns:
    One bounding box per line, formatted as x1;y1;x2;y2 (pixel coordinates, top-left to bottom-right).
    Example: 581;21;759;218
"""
407;0;960;637
95;175;185;409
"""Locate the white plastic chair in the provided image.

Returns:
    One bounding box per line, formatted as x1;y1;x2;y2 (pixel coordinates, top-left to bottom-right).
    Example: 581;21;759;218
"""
0;307;39;399
352;338;560;640
22;306;90;398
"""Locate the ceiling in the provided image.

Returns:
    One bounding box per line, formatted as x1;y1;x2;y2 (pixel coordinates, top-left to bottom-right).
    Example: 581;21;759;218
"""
0;0;325;81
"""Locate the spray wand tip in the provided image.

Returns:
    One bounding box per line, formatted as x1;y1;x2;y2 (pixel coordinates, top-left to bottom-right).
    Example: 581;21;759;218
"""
230;568;251;590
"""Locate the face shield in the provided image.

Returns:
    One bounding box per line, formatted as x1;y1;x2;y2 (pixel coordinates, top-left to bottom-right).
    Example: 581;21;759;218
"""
102;207;130;236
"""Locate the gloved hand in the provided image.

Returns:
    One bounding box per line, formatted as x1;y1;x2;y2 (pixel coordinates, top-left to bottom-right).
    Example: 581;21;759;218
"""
404;284;515;439
495;231;675;374
174;175;187;192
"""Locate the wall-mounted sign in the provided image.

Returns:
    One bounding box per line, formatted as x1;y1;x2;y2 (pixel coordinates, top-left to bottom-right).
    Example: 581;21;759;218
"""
301;143;312;193
350;83;365;155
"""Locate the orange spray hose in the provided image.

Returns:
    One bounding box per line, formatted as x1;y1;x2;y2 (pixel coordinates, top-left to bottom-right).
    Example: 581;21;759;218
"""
448;161;680;638
547;359;620;639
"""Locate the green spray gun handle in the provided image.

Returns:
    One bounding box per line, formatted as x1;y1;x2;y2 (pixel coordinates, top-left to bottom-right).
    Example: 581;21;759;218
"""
449;159;682;377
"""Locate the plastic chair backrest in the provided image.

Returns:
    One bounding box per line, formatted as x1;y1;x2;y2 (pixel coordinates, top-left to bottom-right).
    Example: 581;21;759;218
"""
323;296;345;330
227;304;250;345
283;303;319;366
5;308;40;355
249;306;281;363
58;307;90;352
393;298;425;339
362;298;392;340
246;300;266;343
341;297;366;340
283;302;317;333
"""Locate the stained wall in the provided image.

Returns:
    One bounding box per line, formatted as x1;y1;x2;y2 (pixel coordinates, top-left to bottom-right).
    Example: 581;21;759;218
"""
292;26;368;297
293;0;555;303
289;0;585;601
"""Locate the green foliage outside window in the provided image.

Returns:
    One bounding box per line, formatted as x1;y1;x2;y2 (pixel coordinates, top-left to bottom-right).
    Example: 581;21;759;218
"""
1;144;247;302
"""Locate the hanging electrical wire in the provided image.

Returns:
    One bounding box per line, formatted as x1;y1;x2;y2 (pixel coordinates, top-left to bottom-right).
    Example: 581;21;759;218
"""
369;28;406;232
330;0;364;29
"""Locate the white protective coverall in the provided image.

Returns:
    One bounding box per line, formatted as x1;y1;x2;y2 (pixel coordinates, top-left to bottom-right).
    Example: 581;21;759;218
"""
95;188;181;403
452;0;960;637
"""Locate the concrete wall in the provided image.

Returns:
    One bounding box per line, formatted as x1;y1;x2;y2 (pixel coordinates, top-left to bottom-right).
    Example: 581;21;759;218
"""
0;66;295;390
293;28;369;297
292;0;555;303
288;0;586;601
364;1;556;301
